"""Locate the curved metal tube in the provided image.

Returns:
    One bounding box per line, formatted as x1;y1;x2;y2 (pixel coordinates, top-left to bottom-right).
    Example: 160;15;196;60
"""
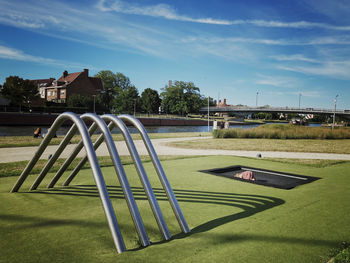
30;124;78;190
102;114;171;240
47;122;99;188
118;114;190;234
11;112;126;253
60;114;171;240
78;113;150;247
60;121;115;187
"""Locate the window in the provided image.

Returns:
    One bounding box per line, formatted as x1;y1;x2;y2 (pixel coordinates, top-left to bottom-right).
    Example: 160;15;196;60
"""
48;91;51;96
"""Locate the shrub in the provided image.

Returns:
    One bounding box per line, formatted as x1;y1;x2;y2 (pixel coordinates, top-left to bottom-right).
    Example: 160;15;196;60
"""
212;124;350;140
334;248;350;263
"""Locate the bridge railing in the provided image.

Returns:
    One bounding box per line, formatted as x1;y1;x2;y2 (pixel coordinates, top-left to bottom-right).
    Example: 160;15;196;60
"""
200;106;348;114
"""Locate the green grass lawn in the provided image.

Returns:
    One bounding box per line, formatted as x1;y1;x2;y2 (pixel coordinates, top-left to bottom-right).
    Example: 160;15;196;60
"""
168;138;350;154
0;132;210;148
1;156;349;263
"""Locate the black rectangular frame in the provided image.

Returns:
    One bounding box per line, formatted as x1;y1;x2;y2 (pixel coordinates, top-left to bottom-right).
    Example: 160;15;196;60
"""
200;165;320;190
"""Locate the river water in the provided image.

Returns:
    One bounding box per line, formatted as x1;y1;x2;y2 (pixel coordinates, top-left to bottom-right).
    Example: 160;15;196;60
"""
0;124;262;136
0;123;321;136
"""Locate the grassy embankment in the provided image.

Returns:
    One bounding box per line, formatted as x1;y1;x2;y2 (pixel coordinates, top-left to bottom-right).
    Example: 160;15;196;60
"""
0;156;349;263
168;125;350;154
213;124;350;139
0;132;210;148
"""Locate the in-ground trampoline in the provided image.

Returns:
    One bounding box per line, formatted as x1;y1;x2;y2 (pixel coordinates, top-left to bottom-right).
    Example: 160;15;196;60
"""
200;165;320;190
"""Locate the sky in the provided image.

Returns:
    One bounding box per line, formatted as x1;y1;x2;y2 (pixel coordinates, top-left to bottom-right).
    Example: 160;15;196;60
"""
0;0;349;110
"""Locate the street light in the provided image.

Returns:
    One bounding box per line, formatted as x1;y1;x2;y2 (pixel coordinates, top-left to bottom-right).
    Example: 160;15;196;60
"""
208;96;210;132
93;95;96;113
332;94;339;130
256;91;259;107
133;98;136;116
299;93;302;109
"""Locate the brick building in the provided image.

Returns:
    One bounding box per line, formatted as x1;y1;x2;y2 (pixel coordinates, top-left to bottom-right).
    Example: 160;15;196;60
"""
31;78;55;99
45;69;102;103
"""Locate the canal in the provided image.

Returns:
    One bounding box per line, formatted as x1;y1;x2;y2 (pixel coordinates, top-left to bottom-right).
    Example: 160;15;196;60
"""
0;123;321;136
0;124;262;136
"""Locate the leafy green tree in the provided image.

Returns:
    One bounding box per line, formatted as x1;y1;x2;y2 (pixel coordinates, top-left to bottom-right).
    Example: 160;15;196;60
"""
94;70;117;111
67;94;93;109
113;73;139;114
1;76;38;111
141;88;161;115
161;81;202;115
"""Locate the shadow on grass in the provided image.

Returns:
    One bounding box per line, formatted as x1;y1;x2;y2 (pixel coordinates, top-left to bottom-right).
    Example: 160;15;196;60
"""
14;185;284;237
2;185;342;253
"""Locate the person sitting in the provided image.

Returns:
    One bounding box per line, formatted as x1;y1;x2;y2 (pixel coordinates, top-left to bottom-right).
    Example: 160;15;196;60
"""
33;128;42;138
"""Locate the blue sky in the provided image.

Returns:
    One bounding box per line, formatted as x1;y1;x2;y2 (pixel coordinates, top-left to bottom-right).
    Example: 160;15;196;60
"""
0;0;349;109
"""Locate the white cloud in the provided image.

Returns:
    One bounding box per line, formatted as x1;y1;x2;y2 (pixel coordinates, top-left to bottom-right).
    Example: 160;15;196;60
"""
1;0;350;67
271;54;320;63
181;36;350;46
0;0;174;58
97;0;350;31
96;0;232;25
0;45;95;69
0;13;44;29
255;74;301;89
292;91;322;97
277;61;350;80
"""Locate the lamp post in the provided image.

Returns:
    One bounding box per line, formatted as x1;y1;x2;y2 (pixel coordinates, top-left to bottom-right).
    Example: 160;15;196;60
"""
93;95;96;113
133;98;136;116
332;94;339;130
208;96;210;132
256;91;259;107
298;93;302;109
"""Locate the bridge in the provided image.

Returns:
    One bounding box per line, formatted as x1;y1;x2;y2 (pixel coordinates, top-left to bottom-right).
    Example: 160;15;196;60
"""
199;106;350;119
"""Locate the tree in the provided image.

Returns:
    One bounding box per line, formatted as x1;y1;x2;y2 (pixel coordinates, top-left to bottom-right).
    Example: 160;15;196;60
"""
94;70;117;111
160;81;202;115
1;76;38;111
141;88;161;115
113;73;139;114
67;94;93;109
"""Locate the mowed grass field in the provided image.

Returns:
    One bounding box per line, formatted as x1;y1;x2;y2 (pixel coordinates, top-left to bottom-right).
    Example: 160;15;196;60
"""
168;138;350;154
0;132;210;148
1;156;349;263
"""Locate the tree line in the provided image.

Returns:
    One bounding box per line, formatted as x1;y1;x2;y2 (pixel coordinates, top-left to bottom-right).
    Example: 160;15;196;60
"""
95;71;212;115
0;70;212;115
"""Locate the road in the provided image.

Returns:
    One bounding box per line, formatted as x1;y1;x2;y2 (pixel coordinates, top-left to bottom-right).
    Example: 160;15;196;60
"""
0;137;349;163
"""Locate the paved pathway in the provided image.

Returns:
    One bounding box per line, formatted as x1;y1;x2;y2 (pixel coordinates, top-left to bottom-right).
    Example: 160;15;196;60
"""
0;136;349;163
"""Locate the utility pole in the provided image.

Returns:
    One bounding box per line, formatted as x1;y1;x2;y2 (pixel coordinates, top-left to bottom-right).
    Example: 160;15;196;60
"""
133;99;136;116
208;96;210;132
93;95;96;113
332;94;339;130
299;93;302;109
256;91;259;107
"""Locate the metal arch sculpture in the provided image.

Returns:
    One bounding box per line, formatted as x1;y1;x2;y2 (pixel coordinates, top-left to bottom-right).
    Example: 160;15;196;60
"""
11;112;126;253
54;114;190;235
53;114;172;240
10;112;190;253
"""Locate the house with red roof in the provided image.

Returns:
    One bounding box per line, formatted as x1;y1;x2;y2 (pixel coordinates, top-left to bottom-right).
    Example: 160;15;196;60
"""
44;69;102;103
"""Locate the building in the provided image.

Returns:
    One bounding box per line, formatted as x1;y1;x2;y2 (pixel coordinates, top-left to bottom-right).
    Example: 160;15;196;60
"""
217;98;231;108
31;78;55;99
45;69;102;103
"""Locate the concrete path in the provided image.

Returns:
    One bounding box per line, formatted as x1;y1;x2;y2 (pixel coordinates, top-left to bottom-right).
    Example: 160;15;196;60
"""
0;136;350;163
